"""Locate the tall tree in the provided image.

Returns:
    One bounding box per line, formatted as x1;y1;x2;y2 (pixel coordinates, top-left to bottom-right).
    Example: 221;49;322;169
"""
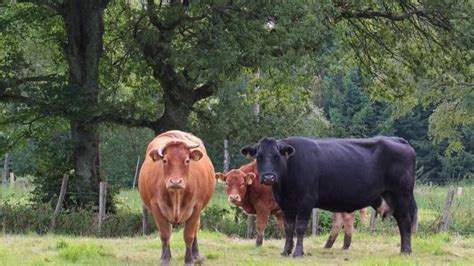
62;0;107;204
1;0;109;206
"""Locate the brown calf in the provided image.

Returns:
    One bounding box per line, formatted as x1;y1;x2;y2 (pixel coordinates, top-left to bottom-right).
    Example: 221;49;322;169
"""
138;130;215;265
216;160;284;246
324;208;367;249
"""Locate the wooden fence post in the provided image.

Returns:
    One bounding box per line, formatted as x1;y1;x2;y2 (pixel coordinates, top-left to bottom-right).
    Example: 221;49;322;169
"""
369;208;377;233
9;172;15;188
132;156;140;189
246;215;256;239
98;182;107;233
142;205;150;235
439;186;455;232
2;153;9;187
223;139;229;173
50;174;69;231
312;208;319;236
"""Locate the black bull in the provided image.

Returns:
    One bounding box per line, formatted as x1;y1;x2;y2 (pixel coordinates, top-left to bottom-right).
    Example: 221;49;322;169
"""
241;136;417;256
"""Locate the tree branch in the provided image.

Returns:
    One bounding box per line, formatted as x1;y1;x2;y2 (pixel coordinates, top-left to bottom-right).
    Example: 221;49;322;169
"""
194;82;215;102
335;5;451;30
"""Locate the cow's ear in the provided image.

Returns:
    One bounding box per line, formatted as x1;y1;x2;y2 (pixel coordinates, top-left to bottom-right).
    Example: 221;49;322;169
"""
240;145;257;159
279;145;295;159
245;172;256;185
190;150;203;161
215;172;226;182
149;149;162;161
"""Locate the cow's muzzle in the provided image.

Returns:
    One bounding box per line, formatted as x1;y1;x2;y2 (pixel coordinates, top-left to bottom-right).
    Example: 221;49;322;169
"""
166;177;185;190
228;194;241;203
261;173;276;185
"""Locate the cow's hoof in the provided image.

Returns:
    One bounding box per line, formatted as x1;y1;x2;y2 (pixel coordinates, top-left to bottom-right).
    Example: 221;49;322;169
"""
401;250;412;255
342;246;350;250
160;259;170;266
193;256;205;264
280;250;292;256
293;250;304;257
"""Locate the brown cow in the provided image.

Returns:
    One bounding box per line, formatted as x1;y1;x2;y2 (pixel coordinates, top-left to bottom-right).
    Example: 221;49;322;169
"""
215;161;284;246
138;130;215;265
324;208;367;249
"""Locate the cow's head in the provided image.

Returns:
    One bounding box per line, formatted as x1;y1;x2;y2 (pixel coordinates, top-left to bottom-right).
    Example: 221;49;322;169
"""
215;169;256;205
240;137;294;186
149;141;203;191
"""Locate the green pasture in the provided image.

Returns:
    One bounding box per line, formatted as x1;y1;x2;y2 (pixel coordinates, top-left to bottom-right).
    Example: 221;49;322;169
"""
1;230;473;265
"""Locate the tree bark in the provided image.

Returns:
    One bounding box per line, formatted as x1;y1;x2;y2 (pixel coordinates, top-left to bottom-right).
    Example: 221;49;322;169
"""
62;0;105;206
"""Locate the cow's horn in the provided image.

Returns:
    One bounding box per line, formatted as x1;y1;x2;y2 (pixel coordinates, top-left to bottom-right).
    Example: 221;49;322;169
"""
158;146;166;157
186;143;200;149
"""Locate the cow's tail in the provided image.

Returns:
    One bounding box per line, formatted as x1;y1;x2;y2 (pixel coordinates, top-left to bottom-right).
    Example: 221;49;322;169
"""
410;196;418;233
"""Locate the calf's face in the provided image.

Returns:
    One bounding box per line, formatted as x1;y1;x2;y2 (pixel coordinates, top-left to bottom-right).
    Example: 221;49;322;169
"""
216;170;256;205
241;138;294;186
149;142;203;191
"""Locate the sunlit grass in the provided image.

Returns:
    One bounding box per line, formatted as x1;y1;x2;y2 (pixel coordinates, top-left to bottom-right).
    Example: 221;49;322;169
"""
0;231;473;265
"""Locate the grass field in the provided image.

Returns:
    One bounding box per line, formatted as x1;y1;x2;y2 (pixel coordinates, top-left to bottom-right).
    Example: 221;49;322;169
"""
1;230;473;265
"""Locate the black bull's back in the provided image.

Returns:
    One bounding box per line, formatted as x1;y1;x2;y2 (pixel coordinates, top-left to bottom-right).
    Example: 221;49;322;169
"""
280;136;415;213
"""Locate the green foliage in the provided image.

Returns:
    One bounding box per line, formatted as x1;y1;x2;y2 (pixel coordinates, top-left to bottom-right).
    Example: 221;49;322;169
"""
320;67;393;138
100;125;153;188
192;70;329;171
337;1;474;151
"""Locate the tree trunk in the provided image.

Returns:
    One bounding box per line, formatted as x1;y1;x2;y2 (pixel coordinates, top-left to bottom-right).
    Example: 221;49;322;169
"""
63;0;106;207
138;4;215;135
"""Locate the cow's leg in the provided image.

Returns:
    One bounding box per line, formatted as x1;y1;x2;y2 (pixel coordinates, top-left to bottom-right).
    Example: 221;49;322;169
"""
255;208;271;246
274;211;285;238
281;211;296;256
342;212;355;249
393;193;416;254
293;211;311;257
149;205;172;265
184;210;202;265
192;219;203;262
324;212;343;249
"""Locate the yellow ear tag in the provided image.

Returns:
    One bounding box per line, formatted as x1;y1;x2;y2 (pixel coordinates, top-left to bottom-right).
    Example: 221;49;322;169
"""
285;152;289;160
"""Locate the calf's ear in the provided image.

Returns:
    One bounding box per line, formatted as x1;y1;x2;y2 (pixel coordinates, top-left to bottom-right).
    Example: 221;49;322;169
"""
279;145;295;159
245;172;256;185
190;150;203;161
240;145;257;159
215;172;226;182
149;149;162;161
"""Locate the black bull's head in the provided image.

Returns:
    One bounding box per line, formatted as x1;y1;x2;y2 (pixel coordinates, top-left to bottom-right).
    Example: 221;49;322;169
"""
240;137;295;185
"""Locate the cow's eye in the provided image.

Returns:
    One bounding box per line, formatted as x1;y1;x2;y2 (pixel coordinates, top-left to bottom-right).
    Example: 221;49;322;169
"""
273;154;280;160
185;158;190;164
163;159;168;164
